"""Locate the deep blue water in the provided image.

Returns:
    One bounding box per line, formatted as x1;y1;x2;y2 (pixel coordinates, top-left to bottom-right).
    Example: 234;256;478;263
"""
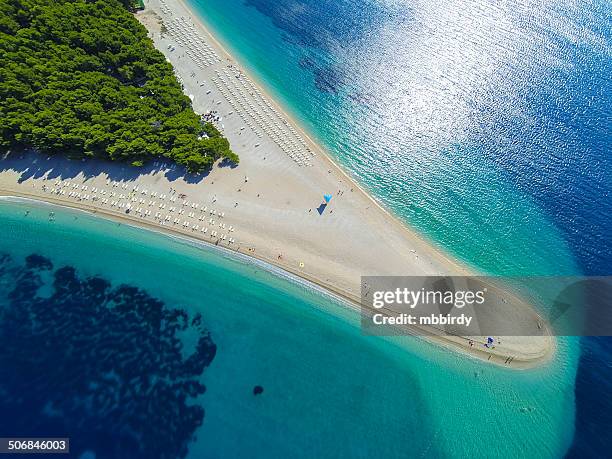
194;0;612;276
567;337;612;458
0;252;216;458
0;200;581;458
188;0;612;457
1;0;610;456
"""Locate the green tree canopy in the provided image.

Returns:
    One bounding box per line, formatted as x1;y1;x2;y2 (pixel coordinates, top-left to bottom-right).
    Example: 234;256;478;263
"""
0;0;238;173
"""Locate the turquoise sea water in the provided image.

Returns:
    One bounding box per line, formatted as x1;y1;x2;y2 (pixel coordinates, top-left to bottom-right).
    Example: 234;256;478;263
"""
189;0;610;277
0;199;579;458
182;1;611;455
1;0;609;456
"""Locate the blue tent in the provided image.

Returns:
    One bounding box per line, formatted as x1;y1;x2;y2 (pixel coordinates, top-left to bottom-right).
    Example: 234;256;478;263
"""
323;194;332;203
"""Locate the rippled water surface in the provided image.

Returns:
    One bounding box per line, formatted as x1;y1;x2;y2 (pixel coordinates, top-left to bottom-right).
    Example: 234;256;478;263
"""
187;0;611;456
192;0;611;276
1;0;610;456
0;200;580;458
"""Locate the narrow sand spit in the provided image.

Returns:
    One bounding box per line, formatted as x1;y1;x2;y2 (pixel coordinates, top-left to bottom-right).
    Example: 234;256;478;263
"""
0;0;554;368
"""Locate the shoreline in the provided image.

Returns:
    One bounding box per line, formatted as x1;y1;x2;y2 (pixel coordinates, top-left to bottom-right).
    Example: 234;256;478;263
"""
0;194;357;303
142;0;553;368
0;189;554;370
0;189;362;306
174;0;474;277
0;0;554;370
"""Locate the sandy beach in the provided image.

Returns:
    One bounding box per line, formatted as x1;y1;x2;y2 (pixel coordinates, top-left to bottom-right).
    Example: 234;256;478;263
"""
0;0;553;368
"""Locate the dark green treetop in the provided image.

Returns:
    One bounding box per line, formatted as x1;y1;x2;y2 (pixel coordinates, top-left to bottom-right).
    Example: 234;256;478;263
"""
0;0;238;173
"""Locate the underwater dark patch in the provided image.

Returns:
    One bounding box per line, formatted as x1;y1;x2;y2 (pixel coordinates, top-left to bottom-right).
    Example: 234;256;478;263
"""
0;253;216;459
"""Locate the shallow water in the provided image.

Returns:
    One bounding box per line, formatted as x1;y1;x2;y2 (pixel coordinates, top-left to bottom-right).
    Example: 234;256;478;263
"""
1;0;610;455
184;0;611;454
190;0;611;277
0;199;580;458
